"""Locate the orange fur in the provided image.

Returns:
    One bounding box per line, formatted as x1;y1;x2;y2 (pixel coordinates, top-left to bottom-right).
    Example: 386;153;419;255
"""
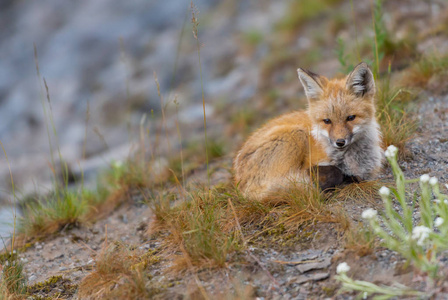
234;63;382;199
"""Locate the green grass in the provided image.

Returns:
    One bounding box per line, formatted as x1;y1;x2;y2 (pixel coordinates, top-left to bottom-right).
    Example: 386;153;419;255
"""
18;159;152;239
376;79;417;155
242;29;263;46
19;191;88;237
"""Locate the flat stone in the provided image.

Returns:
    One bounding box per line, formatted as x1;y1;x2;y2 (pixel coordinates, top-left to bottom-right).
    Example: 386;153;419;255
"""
296;257;331;273
294;272;330;284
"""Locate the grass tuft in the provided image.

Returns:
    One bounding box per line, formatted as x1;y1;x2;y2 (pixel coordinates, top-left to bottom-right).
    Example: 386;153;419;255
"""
150;187;240;270
401;53;448;92
0;252;26;299
149;181;352;271
78;243;162;299
332;180;384;204
376;79;417;156
18;159;153;240
19;191;87;238
343;226;376;257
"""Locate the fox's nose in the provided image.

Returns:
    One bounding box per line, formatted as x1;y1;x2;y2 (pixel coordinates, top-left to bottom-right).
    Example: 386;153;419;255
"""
335;139;346;148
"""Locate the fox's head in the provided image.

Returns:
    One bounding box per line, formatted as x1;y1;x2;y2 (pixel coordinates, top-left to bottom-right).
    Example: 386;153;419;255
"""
297;62;377;150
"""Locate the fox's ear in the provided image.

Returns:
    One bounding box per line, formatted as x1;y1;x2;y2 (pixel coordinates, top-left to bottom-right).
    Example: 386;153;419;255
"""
346;62;375;98
297;68;325;101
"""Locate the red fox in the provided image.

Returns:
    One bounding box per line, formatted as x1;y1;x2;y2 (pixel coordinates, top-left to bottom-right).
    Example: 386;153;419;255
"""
233;62;383;199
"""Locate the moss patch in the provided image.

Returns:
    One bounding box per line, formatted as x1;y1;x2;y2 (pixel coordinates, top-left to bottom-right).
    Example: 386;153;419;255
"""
27;276;77;299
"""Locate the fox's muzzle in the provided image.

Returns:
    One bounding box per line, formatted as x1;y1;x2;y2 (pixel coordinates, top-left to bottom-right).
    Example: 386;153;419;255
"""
332;136;352;149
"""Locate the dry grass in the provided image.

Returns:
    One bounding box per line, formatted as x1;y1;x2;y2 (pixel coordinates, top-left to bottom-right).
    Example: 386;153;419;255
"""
376;80;418;157
78;242;162;299
258;183;349;233
149;180;355;272
0;252;27;300
331;180;384;205
150;187;241;270
343;226;377;257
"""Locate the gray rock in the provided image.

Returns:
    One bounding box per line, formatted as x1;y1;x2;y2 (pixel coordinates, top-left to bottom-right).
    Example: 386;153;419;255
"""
294;272;330;284
296;257;332;274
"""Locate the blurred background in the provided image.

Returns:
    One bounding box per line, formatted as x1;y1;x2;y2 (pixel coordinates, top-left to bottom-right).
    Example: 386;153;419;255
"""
0;0;447;230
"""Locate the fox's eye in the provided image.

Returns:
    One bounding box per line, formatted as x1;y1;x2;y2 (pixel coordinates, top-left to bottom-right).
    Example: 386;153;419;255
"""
323;119;331;124
347;115;356;121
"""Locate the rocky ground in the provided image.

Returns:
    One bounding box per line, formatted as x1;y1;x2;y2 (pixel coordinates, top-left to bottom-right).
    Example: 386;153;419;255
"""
2;0;448;299
13;92;448;299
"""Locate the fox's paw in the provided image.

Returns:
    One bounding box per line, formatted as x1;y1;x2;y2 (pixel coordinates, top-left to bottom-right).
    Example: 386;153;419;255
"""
308;165;344;191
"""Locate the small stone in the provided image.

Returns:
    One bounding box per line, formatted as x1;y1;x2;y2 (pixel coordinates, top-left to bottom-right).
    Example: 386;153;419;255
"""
64;238;69;244
296;257;331;273
29;275;37;281
121;214;128;224
59;266;68;271
294;272;330;284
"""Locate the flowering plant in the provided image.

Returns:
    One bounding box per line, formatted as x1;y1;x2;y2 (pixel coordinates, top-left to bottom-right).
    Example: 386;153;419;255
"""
337;145;448;298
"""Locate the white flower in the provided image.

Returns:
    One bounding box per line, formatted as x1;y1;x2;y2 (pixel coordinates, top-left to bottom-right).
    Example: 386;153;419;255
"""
435;217;444;227
362;208;378;220
336;262;350;274
429;177;438;186
411;226;431;246
379;186;390;197
420;174;430;183
385;145;398;159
